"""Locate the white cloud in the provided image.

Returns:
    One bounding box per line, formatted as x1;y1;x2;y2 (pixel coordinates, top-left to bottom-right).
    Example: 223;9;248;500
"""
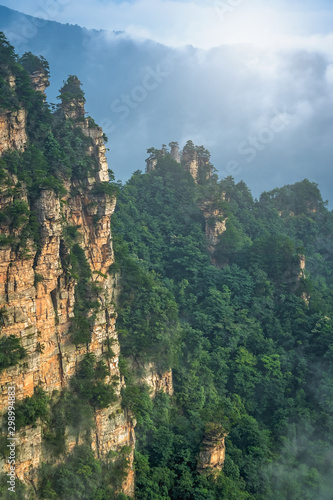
2;0;333;54
326;64;333;84
1;0;332;202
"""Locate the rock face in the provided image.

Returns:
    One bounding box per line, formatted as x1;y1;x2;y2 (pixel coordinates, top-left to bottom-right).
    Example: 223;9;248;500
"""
199;200;227;255
182;144;199;181
140;364;173;397
145;141;213;184
145;157;158;172
0;108;27;155
299;255;306;276
169;142;181;163
0;82;135;496
181;142;213;183
127;359;174;398
197;424;227;476
29;71;49;95
0;74;27;155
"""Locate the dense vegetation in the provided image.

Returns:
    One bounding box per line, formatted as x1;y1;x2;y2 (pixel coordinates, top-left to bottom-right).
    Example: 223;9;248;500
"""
36;354;124;498
113;152;333;499
1;32;332;499
11;387;49;431
0;334;27;372
0;32;103;255
38;444;131;500
0;34;127;499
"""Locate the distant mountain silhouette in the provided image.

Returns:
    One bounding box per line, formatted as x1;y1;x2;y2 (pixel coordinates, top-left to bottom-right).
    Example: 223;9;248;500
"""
0;4;332;206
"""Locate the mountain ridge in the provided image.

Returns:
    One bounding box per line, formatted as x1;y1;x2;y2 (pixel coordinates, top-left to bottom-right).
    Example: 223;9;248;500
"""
1;4;332;206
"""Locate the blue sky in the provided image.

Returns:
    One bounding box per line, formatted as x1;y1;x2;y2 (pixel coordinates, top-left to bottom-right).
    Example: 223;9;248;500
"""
1;0;333;49
0;0;332;202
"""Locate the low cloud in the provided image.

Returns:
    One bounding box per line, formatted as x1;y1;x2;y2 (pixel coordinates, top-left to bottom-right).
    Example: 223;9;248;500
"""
0;3;332;204
2;0;333;51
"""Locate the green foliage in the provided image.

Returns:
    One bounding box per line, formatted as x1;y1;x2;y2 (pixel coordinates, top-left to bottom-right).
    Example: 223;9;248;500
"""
38;445;112;499
116;252;180;370
38;444;132;499
7;145;66;198
0;334;27;371
114;155;333;498
87;116;99;128
0;34;45;114
63;224;80;246
0;474;27;499
0;33;18;110
13;386;49;431
215;218;250;263
70;353;117;409
121;382;153;427
260;179;327;217
19;52;50;78
0;234;15;247
52;119;97;179
59;75;86;104
0;31;16;67
0;76;18;111
68;243;100;345
0;200;30;229
91;181;119;198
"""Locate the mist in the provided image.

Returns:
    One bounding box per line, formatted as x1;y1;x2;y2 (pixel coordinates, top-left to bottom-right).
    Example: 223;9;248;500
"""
0;4;332;204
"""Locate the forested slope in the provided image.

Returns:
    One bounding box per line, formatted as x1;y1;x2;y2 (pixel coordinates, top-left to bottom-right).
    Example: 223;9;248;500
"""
0;30;332;499
113;152;333;499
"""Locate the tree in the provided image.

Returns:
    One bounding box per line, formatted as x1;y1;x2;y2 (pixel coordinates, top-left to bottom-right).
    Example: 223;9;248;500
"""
58;75;86;104
19;52;50;77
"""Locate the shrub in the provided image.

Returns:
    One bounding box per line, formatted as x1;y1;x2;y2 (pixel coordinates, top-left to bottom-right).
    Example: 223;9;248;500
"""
70;353;117;410
63;224;80;245
13;386;49;430
34;273;44;286
91;181;119;198
68;244;100;345
0;200;30;229
19;52;50;78
0;474;27;499
38;444;130;499
0;335;27;371
58;75;86;104
0;235;15;247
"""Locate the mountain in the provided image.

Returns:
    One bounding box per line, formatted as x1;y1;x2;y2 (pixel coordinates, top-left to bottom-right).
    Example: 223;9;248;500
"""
1;31;333;500
112;149;333;498
0;35;140;498
0;5;332;206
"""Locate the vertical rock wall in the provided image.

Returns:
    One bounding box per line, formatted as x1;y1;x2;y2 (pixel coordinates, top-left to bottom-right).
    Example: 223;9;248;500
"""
0;80;136;496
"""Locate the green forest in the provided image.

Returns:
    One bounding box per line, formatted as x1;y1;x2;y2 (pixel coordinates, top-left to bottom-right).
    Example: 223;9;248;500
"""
0;32;333;499
113;153;333;499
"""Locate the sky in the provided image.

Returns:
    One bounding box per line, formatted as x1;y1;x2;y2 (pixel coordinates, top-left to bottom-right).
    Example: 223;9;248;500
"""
1;0;333;50
0;0;332;203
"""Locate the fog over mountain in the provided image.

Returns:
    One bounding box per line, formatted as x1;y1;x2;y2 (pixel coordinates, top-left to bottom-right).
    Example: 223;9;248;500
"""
0;4;332;203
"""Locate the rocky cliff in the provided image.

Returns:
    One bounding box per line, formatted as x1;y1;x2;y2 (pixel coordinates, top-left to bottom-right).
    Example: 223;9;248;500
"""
126;359;173;398
145;141;214;183
0;73;27;155
0;65;136;496
197;424;228;476
145;141;226;260
199;200;227;257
